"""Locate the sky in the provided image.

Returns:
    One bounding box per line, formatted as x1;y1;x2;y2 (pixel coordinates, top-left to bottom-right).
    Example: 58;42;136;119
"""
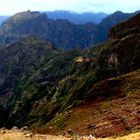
0;0;140;15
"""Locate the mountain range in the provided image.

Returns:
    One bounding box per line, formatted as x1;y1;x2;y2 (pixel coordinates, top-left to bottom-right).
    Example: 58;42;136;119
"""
44;10;108;24
0;7;140;137
0;10;139;138
0;10;139;49
0;11;108;25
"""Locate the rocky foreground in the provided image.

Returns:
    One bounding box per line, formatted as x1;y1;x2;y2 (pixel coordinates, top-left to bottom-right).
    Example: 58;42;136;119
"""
0;128;140;140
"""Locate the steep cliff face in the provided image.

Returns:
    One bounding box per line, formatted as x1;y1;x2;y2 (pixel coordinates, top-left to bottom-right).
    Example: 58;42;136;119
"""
96;13;140;80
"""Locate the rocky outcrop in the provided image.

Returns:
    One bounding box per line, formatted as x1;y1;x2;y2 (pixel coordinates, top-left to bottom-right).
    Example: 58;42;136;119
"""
96;13;140;80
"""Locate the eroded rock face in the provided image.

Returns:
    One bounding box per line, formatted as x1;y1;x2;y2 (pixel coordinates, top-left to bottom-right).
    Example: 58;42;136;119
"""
107;53;120;74
96;13;140;80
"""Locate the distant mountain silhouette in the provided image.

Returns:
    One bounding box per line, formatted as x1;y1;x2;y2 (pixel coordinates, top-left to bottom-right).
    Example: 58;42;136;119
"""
44;10;108;24
96;10;140;43
0;10;97;49
0;10;139;49
96;11;131;42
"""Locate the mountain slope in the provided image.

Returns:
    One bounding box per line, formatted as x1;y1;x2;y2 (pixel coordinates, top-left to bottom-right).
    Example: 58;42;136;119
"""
34;13;140;136
96;13;140;81
0;16;9;25
0;12;139;138
0;36;59;106
96;11;133;43
39;70;140;137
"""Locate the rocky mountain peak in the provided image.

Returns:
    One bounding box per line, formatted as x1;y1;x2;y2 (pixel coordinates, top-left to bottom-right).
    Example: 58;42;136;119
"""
112;10;124;15
2;11;47;24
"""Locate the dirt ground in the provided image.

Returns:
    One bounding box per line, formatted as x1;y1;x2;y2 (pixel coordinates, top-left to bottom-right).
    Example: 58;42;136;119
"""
0;129;140;140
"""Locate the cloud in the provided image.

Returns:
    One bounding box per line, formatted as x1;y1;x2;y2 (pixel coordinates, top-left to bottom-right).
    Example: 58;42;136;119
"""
0;0;139;15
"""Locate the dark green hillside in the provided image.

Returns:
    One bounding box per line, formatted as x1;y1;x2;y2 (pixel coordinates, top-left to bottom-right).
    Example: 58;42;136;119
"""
0;36;59;105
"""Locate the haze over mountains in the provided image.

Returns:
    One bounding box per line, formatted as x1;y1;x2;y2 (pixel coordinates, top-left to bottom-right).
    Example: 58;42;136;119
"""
44;11;108;24
0;10;139;49
0;10;107;25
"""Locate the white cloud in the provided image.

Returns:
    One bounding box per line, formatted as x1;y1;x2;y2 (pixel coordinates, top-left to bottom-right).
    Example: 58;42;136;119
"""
0;0;139;15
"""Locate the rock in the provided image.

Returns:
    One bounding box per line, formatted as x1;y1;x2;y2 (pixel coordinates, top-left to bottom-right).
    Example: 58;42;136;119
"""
79;135;96;140
11;126;18;131
0;127;7;133
20;126;28;131
67;128;73;135
0;130;6;133
1;127;6;130
89;134;96;139
25;133;33;138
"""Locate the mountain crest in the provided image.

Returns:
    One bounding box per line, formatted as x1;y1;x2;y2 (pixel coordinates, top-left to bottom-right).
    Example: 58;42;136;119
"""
3;11;47;24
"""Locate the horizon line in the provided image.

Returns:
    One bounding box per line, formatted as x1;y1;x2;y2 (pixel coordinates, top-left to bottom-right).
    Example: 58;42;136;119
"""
0;9;139;16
